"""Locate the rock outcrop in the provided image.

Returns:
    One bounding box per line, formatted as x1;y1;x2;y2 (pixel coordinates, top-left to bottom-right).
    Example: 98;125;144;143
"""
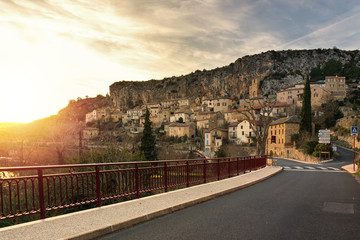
110;49;360;110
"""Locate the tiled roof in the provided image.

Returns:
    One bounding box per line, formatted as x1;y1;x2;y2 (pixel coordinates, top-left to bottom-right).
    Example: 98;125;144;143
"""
270;115;299;125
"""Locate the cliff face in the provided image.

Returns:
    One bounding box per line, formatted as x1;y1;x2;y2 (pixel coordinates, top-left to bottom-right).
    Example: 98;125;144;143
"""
110;49;360;110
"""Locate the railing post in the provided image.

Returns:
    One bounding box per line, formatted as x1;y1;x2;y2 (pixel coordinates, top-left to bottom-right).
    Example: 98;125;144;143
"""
95;166;101;207
243;158;246;174
217;159;220;180
164;162;168;192
186;161;190;187
228;158;231;178
249;157;252;172
135;164;140;199
236;157;239;175
37;169;45;219
203;159;207;183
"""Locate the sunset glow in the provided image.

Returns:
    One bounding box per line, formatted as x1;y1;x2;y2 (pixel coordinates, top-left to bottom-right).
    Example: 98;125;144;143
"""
0;0;360;122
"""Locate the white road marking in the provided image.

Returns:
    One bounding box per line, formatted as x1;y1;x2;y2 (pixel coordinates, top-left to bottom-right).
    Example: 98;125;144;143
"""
327;167;340;171
317;167;328;170
294;166;304;169
284;169;345;173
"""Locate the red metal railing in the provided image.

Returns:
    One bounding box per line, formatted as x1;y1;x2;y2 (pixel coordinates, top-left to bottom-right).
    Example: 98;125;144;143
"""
0;155;267;222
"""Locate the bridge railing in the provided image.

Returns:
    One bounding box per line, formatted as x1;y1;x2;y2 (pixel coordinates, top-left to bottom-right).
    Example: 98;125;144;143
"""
0;155;267;222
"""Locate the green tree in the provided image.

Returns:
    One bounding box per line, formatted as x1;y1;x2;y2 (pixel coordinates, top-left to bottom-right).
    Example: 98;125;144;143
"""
316;100;344;128
299;73;312;135
323;59;343;76
140;108;157;161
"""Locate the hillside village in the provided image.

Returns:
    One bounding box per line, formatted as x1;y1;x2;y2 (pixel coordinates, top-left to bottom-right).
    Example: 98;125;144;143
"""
1;49;360;166
82;74;356;160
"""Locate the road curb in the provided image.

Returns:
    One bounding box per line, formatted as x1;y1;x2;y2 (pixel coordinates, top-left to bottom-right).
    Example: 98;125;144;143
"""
65;167;283;240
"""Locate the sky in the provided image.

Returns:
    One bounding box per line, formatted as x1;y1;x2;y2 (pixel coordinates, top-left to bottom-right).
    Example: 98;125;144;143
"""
0;0;359;123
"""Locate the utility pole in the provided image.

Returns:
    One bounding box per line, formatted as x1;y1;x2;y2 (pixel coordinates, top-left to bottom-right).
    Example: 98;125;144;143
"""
351;126;358;171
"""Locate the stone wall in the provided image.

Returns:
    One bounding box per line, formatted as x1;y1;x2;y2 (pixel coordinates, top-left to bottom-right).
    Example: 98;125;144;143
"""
337;135;360;149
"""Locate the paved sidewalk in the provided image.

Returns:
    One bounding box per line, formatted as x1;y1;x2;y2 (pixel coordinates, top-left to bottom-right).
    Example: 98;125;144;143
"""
0;166;282;240
342;163;358;174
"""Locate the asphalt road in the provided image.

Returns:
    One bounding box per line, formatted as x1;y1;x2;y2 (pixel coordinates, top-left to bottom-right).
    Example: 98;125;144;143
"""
98;148;360;240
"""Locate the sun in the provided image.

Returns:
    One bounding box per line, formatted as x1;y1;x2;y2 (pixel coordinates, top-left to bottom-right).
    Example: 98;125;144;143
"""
0;69;50;123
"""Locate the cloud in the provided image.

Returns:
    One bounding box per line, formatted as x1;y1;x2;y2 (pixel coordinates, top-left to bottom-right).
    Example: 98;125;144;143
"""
1;0;360;121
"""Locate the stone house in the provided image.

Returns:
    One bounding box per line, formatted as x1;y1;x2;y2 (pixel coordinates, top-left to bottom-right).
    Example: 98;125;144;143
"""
296;85;332;107
170;111;192;123
224;108;252;122
195;112;224;130
166;122;196;138
324;76;346;93
157;109;171;123
228;120;262;144
144;103;161;109
202;97;234;113
178;98;190;107
140;115;161;128
83;127;100;139
228;121;240;143
277;76;346;107
276;84;304;105
268;102;295;118
124;108;144;124
110;111;123;122
204;128;228;154
266;115;299;157
149;107;160;117
86;109;111;123
161;99;179;109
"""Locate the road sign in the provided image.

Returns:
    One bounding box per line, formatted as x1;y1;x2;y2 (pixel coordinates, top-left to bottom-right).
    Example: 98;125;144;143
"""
318;129;330;144
351;126;358;136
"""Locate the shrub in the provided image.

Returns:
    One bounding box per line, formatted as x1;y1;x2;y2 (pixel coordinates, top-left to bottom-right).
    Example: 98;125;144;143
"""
301;140;318;155
312;151;320;157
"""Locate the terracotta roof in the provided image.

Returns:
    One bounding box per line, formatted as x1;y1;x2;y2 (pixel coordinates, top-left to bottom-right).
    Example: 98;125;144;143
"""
270;115;299;125
229;121;240;127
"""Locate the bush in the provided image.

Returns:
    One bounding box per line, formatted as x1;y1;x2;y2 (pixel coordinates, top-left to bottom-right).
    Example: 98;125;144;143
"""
312;151;320;157
301;140;318;155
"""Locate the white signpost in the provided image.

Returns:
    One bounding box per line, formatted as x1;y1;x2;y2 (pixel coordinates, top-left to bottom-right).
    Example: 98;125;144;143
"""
318;129;330;144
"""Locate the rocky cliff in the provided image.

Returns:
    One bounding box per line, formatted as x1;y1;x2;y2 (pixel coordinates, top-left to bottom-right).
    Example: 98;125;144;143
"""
110;49;360;110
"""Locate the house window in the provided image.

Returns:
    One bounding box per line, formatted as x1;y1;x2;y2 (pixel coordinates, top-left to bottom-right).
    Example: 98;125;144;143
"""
242;131;244;136
206;134;209;139
314;93;318;97
340;79;343;82
271;136;276;143
241;126;243;129
206;140;209;145
249;132;251;137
